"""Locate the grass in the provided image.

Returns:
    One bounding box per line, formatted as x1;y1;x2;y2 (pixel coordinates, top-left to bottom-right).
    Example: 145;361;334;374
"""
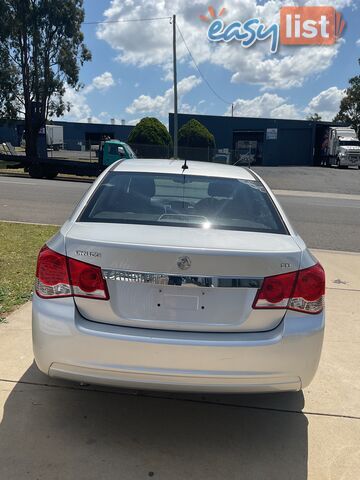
0;222;59;321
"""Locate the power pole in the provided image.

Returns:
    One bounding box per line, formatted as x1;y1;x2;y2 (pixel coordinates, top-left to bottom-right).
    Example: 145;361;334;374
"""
173;14;178;159
231;103;234;117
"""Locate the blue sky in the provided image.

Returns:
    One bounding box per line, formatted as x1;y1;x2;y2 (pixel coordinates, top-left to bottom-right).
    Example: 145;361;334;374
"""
60;0;360;125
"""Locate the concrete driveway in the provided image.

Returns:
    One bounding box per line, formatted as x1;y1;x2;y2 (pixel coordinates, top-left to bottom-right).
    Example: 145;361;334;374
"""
0;250;359;480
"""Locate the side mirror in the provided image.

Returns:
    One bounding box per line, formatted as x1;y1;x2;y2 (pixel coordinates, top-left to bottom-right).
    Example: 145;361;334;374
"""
118;146;126;157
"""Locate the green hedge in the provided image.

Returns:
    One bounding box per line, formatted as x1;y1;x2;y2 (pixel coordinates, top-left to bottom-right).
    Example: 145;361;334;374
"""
128;117;172;146
178;119;215;148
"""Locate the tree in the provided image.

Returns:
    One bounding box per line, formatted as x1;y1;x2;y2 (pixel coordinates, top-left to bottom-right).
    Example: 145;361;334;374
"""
0;0;91;159
306;113;322;122
334;59;360;134
0;49;20;119
128;117;172;146
178;119;215;148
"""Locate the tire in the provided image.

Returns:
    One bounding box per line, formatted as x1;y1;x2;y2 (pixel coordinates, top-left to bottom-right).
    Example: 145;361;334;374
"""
28;164;44;179
43;167;58;180
336;158;348;169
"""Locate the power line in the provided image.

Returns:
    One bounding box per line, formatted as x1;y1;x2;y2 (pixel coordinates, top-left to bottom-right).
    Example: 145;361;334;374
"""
83;15;234;112
83;16;171;26
176;23;233;107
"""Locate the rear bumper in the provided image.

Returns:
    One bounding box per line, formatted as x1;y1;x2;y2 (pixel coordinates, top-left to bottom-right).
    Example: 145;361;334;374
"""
32;295;324;393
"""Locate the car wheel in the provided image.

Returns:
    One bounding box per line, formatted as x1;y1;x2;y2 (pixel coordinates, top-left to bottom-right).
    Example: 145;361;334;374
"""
28;163;44;179
43;167;58;180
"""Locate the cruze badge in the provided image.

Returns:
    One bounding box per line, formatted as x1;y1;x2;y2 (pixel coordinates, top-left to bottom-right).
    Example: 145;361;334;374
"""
75;250;101;258
177;256;191;270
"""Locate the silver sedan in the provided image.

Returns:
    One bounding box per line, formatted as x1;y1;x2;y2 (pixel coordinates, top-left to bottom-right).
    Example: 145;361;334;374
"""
32;159;325;392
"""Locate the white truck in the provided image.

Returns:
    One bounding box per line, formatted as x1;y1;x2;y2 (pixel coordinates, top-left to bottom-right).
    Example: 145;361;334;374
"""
322;127;360;169
46;125;63;150
21;124;64;150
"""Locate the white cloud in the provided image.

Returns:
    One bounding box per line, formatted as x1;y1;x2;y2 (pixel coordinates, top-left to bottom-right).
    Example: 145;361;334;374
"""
60;87;95;123
304;87;346;121
227;87;346;122
97;0;351;90
92;71;115;90
305;0;353;7
356;39;360;46
57;86;103;123
230;44;341;90
228;93;301;119
56;72;116;122
84;72;115;94
126;75;201;117
127;118;141;126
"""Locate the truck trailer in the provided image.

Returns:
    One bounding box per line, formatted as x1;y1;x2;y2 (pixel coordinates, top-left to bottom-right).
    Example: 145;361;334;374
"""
46;125;64;150
0;139;136;179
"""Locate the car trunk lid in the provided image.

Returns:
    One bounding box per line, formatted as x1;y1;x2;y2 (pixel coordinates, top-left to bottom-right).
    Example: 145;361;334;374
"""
65;223;302;332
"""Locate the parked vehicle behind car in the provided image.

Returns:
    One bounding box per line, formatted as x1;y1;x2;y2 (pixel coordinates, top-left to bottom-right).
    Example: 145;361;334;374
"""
322;127;360;168
33;159;325;393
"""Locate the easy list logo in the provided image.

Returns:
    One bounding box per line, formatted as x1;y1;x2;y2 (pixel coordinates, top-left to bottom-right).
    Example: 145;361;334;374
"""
200;5;346;54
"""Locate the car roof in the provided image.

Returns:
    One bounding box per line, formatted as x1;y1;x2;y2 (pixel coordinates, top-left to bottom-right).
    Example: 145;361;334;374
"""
112;159;256;181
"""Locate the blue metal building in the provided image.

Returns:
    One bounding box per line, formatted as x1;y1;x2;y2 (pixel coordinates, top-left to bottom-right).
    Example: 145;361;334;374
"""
0;119;134;150
1;115;342;166
52;120;134;150
169;113;340;166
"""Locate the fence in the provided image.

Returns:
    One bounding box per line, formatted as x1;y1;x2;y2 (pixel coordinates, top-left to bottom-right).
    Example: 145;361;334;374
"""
45;141;256;167
1;136;256;168
128;143;256;167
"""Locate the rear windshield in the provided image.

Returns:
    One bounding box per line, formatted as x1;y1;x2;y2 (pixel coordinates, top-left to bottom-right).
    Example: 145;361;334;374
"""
78;172;288;234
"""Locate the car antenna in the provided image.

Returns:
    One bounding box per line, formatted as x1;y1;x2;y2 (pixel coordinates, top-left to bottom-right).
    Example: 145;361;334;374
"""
181;158;189;171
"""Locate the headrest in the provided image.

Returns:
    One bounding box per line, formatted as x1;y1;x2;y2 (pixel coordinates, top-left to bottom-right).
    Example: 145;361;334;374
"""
208;180;236;198
128;176;155;198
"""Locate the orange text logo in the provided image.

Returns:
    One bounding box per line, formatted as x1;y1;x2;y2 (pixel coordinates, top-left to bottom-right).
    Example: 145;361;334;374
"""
280;6;345;46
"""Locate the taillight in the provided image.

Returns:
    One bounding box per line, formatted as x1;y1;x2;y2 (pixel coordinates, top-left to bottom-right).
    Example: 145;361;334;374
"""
288;263;325;314
252;271;297;310
35;246;109;300
36;246;71;298
253;263;325;315
68;257;109;300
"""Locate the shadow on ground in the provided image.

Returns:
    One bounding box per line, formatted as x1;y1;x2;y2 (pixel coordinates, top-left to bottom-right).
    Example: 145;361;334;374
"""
0;363;308;480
